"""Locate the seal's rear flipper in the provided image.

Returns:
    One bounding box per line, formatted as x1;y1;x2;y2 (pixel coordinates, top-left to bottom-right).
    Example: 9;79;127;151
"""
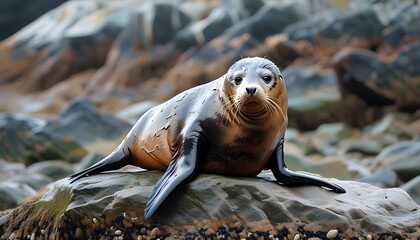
69;148;131;184
269;138;346;193
144;135;199;219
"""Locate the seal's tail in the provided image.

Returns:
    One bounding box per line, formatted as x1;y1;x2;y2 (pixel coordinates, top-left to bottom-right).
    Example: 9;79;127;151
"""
69;147;131;184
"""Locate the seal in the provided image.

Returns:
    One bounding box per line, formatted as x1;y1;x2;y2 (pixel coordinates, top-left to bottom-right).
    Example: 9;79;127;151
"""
69;57;346;219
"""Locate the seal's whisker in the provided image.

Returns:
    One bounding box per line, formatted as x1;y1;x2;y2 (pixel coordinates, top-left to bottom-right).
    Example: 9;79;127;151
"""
266;97;280;113
263;100;274;117
220;96;239;124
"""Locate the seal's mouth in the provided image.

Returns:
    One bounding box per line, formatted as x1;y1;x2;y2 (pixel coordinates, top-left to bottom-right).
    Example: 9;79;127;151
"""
243;101;260;107
240;99;267;119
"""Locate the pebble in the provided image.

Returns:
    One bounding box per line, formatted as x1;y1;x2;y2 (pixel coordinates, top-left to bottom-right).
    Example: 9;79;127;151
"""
150;227;160;237
233;222;241;228
308;238;321;240
366;234;372;240
8;232;16;240
115;230;122;236
74;228;83;238
326;229;338;239
239;229;247;238
93;218;99;227
294;234;301;240
123;219;132;228
131;217;139;224
137;236;142;240
205;228;215;235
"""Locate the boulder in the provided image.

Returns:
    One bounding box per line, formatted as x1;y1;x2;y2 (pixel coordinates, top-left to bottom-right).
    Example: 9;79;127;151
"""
0;182;36;211
26;160;74;181
163;3;302;95
116;101;160;124
0;113;45;162
284;6;386;57
334;41;420;111
0;1;129;93
174;0;264;50
379;3;420;54
401;175;420;204
85;2;192;92
372;141;420;183
283;67;384;129
1;171;418;239
23;99;132;165
0;0;66;41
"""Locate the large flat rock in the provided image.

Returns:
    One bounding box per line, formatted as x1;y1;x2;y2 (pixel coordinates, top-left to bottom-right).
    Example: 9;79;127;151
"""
1;171;419;239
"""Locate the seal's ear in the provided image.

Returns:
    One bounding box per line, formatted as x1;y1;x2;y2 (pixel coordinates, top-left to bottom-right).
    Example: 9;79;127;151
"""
144;133;200;219
268;137;346;193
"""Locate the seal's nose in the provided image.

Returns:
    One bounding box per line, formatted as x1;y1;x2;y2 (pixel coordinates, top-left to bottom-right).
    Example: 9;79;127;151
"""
246;87;257;96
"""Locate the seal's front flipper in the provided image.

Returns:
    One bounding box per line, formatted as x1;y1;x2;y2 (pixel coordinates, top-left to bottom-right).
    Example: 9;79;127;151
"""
269;138;346;193
69;147;131;184
144;134;199;219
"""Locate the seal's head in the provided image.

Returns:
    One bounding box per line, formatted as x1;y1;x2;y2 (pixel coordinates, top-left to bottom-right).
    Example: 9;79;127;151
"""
223;57;288;123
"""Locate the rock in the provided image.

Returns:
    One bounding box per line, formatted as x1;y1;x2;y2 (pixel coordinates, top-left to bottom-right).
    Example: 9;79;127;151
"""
0;160;25;182
0;1;128;93
23;99;132;164
334;42;420;111
373;141;420;182
282;67;364;129
286;138;322;156
7;173;53;191
174;0;264;50
225;3;302;42
366;112;414;140
0;113;45;162
283;67;338;98
0;0;66;40
344;139;383;156
317;7;384;47
0;182;36;211
283;11;337;44
85;2;192;92
315;123;353;140
75;152;106;172
26;160;73;181
116;101;160;123
284;154;359;180
285;4;392;57
283;53;393;129
164;2;302;96
401;176;420;204
379;3;420;54
1;171;418;239
357;170;400;188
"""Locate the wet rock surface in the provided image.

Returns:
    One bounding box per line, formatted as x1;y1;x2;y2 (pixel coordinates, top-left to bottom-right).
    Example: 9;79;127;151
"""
1;171;419;239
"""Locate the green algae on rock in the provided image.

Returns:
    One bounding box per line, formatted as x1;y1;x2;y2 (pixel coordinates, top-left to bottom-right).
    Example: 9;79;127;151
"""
1;171;419;239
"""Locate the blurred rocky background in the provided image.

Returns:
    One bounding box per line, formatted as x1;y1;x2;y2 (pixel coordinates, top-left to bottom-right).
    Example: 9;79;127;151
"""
0;0;419;238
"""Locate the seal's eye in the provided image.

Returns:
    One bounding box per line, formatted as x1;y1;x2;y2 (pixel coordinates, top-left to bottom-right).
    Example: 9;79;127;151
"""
234;76;243;85
262;75;272;84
